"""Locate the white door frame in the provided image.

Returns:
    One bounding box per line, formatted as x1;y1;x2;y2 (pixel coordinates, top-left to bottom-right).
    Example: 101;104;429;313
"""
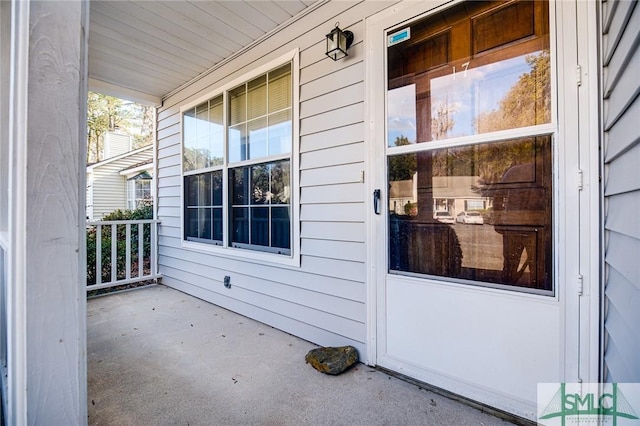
363;0;600;416
575;0;602;383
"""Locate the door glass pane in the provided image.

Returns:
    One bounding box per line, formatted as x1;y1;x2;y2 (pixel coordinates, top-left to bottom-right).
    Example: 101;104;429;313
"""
385;0;553;293
387;0;550;146
388;136;552;291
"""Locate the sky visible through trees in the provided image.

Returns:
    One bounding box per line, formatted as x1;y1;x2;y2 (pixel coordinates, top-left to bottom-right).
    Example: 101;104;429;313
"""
87;92;154;163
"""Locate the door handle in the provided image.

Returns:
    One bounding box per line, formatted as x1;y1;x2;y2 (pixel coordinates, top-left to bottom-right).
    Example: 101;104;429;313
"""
373;189;381;215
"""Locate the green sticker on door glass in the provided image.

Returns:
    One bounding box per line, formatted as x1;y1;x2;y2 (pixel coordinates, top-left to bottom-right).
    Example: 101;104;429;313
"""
388;28;410;47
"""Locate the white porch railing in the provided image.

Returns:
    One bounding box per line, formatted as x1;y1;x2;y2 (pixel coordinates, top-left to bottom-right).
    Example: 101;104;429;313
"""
86;219;161;292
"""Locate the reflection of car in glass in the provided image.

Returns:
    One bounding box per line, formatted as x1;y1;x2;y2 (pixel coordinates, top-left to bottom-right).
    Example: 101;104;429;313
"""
434;211;455;224
456;211;484;225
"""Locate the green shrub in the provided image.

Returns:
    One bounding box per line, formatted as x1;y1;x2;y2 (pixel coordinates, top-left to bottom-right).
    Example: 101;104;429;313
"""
102;203;153;221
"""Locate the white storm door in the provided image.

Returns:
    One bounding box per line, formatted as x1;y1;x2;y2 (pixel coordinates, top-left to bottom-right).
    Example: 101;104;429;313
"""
367;0;581;420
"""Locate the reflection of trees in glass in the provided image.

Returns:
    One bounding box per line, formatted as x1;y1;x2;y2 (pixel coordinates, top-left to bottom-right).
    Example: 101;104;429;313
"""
183;148;196;171
271;162;290;204
252;164;270;204
199;174;212;206
477;140;535;184
250;162;290;205
404;201;417;216
431;102;456;140
183;147;223;171
211;171;222;202
183;147;208;171
432;138;534;185
230;167;248;205
476;51;551;133
388;136;417;181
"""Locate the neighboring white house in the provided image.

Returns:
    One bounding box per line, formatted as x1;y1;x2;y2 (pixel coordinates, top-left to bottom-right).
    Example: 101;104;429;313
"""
1;0;638;424
391;175;491;217
86;136;154;220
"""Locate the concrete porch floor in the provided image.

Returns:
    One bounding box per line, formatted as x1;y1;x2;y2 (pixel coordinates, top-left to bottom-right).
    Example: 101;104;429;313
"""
88;284;514;426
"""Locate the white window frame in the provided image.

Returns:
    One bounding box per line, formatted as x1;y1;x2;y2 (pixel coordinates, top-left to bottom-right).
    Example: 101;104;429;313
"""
180;49;301;268
127;177;151;210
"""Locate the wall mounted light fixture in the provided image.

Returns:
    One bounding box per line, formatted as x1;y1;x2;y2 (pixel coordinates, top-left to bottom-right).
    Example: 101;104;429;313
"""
326;22;354;61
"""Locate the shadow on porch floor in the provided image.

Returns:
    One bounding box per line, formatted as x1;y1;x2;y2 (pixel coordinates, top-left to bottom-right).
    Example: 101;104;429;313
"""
87;284;513;426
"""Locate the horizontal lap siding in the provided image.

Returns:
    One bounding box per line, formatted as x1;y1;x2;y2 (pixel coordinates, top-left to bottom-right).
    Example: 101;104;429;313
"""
90;149;153;219
156;1;399;354
601;0;640;383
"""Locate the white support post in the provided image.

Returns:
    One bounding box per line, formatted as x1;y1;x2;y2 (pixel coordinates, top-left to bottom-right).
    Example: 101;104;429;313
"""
4;1;89;424
6;1;30;423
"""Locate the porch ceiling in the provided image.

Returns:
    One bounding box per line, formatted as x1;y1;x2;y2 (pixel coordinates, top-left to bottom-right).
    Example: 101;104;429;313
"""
88;0;318;105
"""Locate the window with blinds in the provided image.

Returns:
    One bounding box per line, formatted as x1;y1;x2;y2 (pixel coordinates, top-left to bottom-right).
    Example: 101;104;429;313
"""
183;62;292;255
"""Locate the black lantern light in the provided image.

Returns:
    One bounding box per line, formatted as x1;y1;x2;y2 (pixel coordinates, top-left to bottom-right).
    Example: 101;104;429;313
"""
326;22;354;61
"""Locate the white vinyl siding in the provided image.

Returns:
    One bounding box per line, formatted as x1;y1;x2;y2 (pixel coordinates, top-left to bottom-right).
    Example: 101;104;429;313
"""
87;147;154;220
156;1;400;355
103;132;132;159
601;0;640;383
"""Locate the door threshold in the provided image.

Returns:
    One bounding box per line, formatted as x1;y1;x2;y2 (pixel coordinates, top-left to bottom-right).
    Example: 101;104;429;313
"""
374;366;535;426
